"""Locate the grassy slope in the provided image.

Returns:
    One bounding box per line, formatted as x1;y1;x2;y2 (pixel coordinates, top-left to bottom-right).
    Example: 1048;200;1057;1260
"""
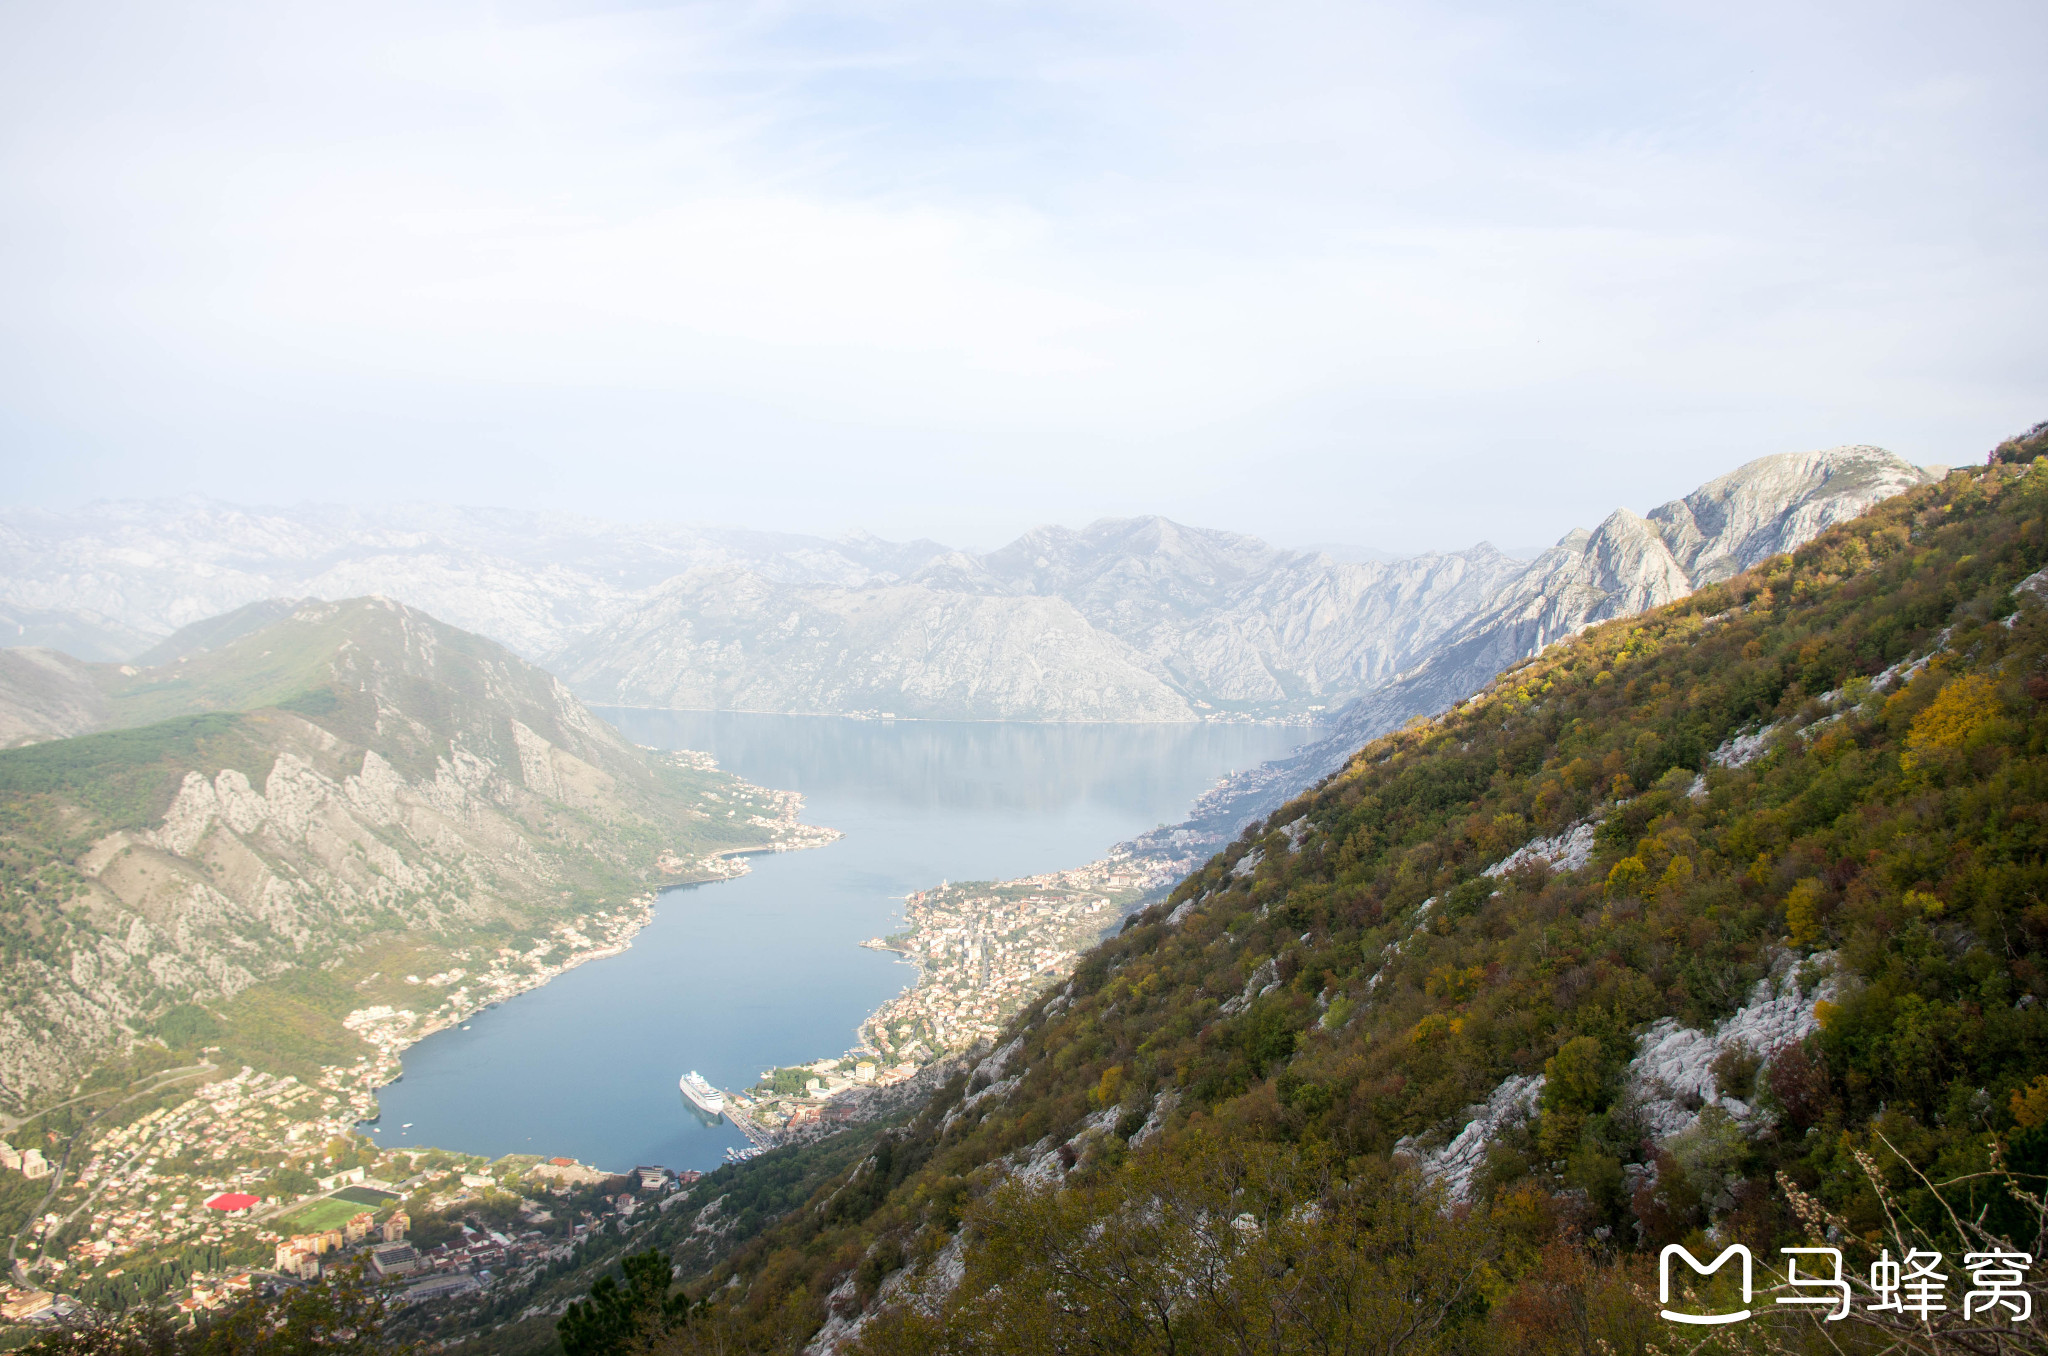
633;461;2048;1353
105;618;345;730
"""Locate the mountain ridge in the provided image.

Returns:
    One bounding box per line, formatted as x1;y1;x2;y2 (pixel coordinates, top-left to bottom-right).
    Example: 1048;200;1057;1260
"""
0;445;1930;725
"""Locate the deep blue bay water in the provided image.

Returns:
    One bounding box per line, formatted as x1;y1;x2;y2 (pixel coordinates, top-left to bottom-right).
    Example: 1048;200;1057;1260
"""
366;713;1312;1174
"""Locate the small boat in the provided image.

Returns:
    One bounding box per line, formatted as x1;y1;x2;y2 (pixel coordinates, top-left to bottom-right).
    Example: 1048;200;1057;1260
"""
679;1071;726;1117
401;1123;413;1129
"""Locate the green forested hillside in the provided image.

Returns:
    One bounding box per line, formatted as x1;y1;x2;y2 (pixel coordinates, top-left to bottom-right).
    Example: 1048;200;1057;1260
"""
612;457;2048;1354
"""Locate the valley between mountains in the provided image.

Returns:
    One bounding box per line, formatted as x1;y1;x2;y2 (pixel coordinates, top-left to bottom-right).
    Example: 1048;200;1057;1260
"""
0;430;2043;1355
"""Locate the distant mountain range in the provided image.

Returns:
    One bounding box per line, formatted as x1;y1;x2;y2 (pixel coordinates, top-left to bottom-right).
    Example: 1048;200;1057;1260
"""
0;501;1527;722
549;523;1531;721
0;445;1932;730
0;504;948;664
1121;444;1933;874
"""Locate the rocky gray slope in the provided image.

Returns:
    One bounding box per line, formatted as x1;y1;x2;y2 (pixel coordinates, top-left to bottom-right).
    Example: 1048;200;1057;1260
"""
1122;445;1932;877
552;567;1198;721
966;519;1529;711
0;648;108;747
553;525;1528;720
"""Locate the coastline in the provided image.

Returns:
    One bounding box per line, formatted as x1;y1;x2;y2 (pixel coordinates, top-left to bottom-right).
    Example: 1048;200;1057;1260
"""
9;716;1271;1299
345;820;845;1123
1;793;847;1297
330;750;846;1133
715;844;1179;1146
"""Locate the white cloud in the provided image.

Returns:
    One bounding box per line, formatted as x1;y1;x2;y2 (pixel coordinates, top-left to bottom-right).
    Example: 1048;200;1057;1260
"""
1;0;2042;550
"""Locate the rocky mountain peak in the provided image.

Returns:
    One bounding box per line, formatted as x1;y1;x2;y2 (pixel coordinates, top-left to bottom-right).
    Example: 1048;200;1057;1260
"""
1648;443;1930;584
0;594;807;1114
1581;507;1692;619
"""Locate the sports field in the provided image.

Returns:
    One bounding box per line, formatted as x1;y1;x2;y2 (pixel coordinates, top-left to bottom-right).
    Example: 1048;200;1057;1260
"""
278;1197;370;1232
332;1185;397;1206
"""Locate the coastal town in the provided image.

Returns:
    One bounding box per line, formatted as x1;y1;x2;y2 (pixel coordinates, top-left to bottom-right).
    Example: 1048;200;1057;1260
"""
651;761;845;872
0;895;642;1326
710;852;1153;1145
0;1063;709;1334
0;827;825;1337
40;1066;378;1276
864;856;1150;1059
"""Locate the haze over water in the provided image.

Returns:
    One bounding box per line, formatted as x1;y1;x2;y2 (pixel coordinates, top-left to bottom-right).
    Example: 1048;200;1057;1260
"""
367;714;1313;1173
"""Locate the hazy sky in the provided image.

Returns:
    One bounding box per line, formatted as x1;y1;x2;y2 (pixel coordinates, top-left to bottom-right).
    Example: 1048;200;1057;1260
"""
3;1;2043;553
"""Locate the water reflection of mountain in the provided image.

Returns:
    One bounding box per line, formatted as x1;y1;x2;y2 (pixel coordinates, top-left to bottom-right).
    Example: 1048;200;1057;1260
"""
598;711;1318;818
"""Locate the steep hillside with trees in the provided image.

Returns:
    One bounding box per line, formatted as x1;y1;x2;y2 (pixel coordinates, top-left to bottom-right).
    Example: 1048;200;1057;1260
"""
596;454;2048;1354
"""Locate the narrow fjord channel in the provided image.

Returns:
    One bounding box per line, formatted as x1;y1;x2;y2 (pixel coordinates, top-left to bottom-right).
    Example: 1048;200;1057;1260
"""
366;714;1312;1174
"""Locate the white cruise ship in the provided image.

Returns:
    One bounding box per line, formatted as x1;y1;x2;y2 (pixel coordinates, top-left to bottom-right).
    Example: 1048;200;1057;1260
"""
679;1071;725;1118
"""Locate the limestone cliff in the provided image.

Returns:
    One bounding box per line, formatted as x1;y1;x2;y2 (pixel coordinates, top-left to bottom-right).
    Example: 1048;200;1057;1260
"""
969;519;1529;712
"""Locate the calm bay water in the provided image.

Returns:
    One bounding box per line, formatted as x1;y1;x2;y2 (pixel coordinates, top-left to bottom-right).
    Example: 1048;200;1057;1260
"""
366;714;1311;1173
